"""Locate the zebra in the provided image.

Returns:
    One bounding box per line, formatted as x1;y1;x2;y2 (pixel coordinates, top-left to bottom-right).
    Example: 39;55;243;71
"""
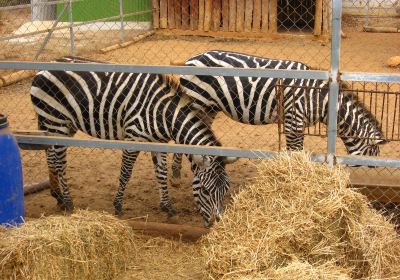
30;66;237;227
171;50;387;179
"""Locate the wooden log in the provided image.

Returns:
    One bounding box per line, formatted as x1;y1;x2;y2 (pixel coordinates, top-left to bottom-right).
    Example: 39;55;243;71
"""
244;0;253;32
222;0;229;31
212;0;221;31
236;0;244;32
24;180;50;196
269;0;277;33
152;0;160;29
198;0;205;30
125;220;209;242
261;0;269;32
99;31;155;53
190;0;199;30
228;0;236;32
160;0;168;28
167;0;175;28
314;0;323;36
181;0;189;29
253;0;261;32
0;70;36;88
363;26;399;33
174;0;182;29
204;0;212;31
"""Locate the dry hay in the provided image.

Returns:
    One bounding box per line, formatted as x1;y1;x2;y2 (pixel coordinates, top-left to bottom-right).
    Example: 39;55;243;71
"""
201;152;400;279
0;210;137;280
119;237;205;280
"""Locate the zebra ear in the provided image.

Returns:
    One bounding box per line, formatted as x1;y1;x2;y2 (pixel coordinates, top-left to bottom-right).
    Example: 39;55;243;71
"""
223;157;238;164
192;154;211;168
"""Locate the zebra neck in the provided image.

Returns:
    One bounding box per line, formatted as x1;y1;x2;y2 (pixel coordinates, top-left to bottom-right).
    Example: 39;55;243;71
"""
170;105;217;147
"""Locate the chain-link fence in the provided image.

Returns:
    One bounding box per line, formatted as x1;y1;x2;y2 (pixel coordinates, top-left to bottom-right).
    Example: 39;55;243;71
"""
0;0;399;227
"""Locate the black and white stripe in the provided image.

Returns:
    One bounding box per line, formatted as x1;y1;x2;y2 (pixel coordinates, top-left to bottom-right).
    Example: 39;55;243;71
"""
30;65;235;226
172;50;387;176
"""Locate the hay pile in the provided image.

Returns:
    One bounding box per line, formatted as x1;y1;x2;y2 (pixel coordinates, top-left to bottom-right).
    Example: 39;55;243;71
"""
0;210;137;280
201;152;400;279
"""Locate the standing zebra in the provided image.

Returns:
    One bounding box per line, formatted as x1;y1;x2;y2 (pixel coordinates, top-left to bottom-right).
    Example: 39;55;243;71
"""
30;68;236;227
171;50;387;178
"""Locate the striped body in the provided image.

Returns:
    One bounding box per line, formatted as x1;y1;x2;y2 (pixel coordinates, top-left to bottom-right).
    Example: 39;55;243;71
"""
31;68;234;226
171;50;386;177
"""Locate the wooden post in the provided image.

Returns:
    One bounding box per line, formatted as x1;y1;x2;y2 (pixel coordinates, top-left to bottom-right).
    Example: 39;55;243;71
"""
269;0;277;33
212;0;221;31
322;0;329;35
190;0;199;30
236;0;244;32
314;0;323;36
160;0;168;28
261;0;269;32
198;0;205;30
228;0;236;32
181;0;189;29
152;0;160;29
204;0;212;31
244;0;253;32
168;0;175;28
253;0;261;32
222;0;229;31
175;0;181;29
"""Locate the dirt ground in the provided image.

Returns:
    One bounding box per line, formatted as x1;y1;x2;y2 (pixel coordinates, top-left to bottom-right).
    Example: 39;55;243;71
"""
0;10;400;229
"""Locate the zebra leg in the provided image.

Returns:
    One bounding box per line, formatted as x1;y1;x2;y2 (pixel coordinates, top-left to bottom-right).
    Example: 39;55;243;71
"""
53;145;74;211
46;148;64;206
114;150;139;216
152;152;176;216
170;153;183;186
284;114;305;150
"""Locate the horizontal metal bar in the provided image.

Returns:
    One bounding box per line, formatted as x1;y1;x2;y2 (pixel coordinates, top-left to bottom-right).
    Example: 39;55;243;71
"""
0;9;152;42
0;0;83;11
0;61;330;79
16;135;400;168
336;155;400;168
15;134;277;158
341;72;400;83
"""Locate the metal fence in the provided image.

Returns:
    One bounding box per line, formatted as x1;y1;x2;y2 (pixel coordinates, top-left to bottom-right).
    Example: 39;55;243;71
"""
0;0;400;225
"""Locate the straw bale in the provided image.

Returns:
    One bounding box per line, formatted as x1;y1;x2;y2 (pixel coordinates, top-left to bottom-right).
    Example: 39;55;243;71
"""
201;152;400;279
0;210;137;280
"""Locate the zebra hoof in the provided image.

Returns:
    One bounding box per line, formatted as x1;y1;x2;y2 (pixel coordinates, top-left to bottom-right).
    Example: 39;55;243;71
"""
51;191;64;206
169;177;182;187
160;204;177;217
114;204;123;217
60;201;74;212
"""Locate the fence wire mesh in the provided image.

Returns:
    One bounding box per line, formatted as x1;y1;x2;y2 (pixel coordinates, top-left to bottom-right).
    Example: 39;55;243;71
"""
0;0;399;227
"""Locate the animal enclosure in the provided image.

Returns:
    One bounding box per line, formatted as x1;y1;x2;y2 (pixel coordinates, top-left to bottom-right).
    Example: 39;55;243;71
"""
0;0;399;231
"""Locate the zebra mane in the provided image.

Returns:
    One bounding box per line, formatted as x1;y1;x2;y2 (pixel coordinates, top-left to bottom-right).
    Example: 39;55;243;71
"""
340;83;383;135
162;74;181;91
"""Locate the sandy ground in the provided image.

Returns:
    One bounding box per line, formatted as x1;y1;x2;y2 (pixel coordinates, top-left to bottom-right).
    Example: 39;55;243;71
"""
0;9;399;228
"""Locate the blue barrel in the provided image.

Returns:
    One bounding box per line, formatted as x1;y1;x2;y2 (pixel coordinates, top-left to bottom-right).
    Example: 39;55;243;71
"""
0;114;24;226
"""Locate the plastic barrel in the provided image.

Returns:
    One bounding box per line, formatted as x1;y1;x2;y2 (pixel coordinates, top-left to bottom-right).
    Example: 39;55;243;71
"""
0;114;24;226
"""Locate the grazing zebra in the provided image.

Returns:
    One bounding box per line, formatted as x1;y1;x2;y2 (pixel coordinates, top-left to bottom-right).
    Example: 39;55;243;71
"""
30;66;236;226
171;50;387;178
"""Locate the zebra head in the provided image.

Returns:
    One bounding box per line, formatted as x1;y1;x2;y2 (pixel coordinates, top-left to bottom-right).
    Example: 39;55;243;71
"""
190;154;237;227
338;93;388;157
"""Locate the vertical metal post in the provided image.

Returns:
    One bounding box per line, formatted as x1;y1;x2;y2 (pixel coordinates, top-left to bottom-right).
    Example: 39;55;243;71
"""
326;0;342;167
119;0;125;44
68;0;75;56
